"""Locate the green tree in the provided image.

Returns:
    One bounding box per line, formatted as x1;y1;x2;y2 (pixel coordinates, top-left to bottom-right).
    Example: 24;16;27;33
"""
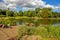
18;10;23;16
0;9;2;15
6;10;14;17
14;12;18;17
26;10;32;17
35;7;41;13
41;8;52;18
26;10;35;17
35;7;42;17
23;11;27;16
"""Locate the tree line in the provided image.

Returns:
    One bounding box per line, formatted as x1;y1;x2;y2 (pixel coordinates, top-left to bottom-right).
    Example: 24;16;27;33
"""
0;7;60;18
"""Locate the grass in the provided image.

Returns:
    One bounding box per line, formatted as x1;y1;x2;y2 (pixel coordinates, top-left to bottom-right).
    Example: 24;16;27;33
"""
18;25;60;40
1;17;60;19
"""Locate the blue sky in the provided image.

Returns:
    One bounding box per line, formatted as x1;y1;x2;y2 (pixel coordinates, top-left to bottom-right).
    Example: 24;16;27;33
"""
43;0;60;12
0;0;60;12
43;0;60;6
0;0;2;2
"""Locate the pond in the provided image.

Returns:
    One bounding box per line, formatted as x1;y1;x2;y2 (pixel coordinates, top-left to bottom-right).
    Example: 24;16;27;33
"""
10;18;60;26
0;18;60;26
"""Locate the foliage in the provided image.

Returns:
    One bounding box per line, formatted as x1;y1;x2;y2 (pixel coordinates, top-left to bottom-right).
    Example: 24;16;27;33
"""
18;10;23;16
18;26;60;40
0;7;60;18
6;10;14;17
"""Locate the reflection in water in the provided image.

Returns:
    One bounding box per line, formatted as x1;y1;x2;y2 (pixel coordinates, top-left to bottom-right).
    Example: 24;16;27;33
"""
1;18;60;26
16;22;20;26
14;18;60;26
53;23;60;26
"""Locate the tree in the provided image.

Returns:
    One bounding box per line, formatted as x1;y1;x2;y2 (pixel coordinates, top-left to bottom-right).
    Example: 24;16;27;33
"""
18;10;23;16
0;9;2;15
26;10;32;17
23;11;27;16
41;7;52;18
6;10;14;17
31;11;36;17
35;7;42;17
37;11;42;17
13;12;18;17
35;7;41;13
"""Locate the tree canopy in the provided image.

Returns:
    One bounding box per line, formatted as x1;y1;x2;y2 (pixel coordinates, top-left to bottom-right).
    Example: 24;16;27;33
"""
0;7;60;18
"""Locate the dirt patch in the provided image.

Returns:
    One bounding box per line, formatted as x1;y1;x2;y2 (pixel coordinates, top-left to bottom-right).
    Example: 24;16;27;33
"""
21;35;42;40
0;26;18;40
20;35;58;40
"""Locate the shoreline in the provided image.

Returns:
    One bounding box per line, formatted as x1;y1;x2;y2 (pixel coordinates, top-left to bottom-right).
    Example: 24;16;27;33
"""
0;17;60;19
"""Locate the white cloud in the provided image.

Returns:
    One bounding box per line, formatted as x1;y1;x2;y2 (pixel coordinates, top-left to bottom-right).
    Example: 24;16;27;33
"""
18;0;46;8
0;0;60;11
3;0;19;3
7;3;16;9
0;2;7;9
3;0;46;8
22;7;35;11
44;4;54;8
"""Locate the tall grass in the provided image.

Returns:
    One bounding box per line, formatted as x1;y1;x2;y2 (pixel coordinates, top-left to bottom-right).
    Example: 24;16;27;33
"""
18;26;60;40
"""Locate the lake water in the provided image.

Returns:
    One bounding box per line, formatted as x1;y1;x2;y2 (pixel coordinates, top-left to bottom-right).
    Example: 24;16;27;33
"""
12;18;60;26
1;18;60;26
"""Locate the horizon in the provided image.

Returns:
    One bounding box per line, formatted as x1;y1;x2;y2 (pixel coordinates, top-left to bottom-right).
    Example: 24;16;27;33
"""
0;0;60;12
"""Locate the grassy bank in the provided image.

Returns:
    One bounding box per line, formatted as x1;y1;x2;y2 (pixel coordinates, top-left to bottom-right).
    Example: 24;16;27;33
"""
18;25;60;40
0;17;60;19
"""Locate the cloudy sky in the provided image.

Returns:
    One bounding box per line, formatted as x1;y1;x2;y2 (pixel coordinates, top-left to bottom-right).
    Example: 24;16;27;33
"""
0;0;60;12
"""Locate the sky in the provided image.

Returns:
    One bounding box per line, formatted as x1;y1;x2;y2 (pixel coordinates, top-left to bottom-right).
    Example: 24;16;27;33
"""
0;0;60;12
